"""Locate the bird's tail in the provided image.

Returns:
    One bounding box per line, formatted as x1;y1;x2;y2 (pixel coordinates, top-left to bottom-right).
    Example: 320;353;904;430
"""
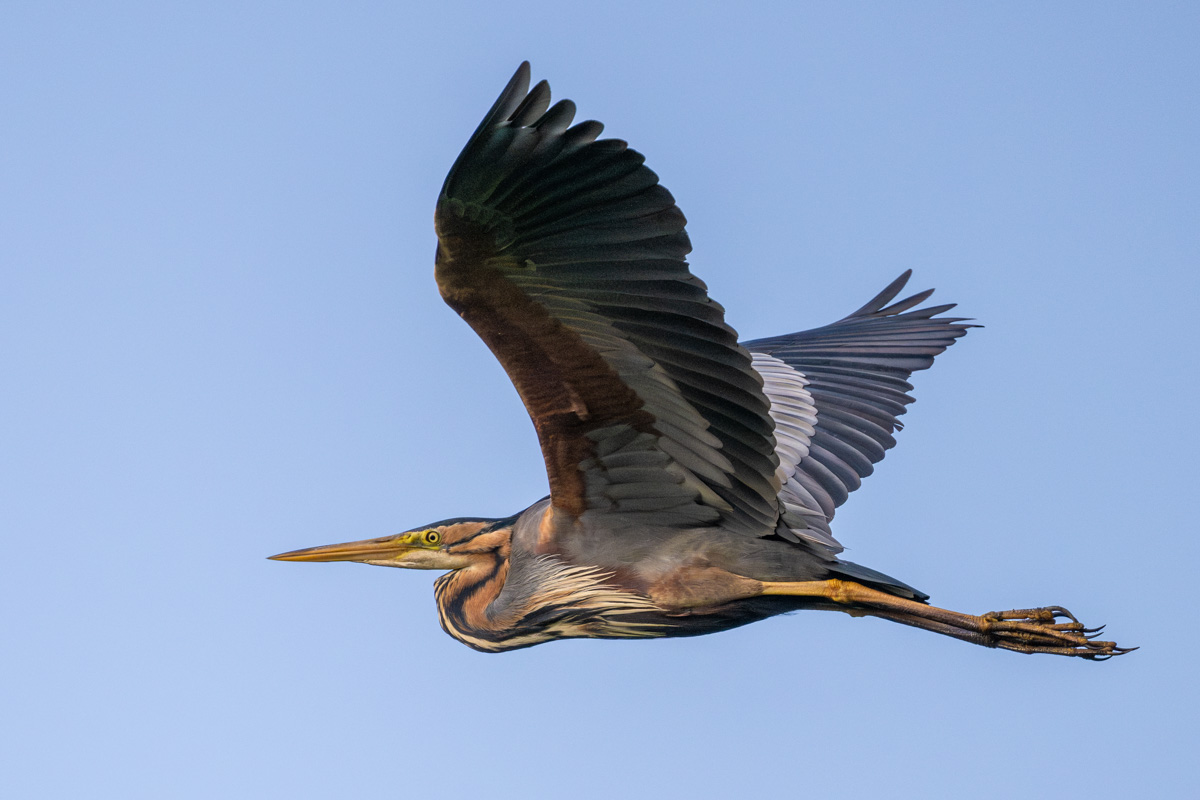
829;558;929;601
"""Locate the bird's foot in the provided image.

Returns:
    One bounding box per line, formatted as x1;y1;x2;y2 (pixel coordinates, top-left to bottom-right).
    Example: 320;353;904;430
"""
977;606;1134;659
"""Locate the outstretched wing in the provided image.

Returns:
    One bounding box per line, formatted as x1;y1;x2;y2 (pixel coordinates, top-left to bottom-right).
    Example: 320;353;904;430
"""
745;271;975;550
435;63;781;534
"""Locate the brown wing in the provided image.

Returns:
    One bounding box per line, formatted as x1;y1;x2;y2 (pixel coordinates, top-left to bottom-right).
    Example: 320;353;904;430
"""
434;63;781;534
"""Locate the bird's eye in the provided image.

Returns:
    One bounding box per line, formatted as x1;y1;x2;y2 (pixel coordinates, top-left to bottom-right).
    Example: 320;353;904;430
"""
423;529;441;546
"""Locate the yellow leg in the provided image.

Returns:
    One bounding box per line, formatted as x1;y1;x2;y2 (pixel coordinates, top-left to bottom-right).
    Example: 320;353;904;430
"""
758;579;1133;659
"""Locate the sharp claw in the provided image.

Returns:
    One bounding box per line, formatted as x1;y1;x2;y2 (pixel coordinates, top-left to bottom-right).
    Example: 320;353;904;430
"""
1051;606;1080;623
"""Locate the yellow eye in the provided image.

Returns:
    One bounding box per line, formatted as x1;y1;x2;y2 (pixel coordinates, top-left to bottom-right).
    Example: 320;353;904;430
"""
422;529;441;546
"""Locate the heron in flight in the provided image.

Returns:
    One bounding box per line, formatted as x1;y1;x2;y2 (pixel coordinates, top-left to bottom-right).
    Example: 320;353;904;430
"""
272;63;1129;659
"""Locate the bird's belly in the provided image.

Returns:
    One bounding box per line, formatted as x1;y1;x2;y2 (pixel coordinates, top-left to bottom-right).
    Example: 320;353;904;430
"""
441;595;808;653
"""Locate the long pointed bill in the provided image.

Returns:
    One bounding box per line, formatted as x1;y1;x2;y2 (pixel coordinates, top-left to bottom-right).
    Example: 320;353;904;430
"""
268;533;417;563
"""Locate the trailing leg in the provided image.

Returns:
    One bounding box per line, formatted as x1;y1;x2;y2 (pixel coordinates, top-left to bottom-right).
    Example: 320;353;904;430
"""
758;579;1132;659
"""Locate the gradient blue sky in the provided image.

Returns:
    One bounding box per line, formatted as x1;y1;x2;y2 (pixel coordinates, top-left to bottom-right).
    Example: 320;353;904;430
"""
3;3;1197;798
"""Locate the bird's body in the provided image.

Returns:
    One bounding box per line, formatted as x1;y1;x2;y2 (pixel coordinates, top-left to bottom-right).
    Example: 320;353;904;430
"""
427;499;829;652
272;63;1129;659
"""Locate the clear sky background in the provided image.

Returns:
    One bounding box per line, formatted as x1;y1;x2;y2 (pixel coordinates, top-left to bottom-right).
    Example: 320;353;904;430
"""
3;3;1197;798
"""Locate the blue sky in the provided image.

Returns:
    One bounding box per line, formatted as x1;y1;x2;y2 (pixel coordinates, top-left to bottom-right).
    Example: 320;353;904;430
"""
3;2;1196;798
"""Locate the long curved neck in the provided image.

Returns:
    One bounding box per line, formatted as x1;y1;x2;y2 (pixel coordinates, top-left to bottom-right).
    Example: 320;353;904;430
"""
433;547;668;653
433;551;511;644
436;512;561;654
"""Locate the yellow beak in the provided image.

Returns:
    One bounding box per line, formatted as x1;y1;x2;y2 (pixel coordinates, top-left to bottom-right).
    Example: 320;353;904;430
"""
268;534;415;563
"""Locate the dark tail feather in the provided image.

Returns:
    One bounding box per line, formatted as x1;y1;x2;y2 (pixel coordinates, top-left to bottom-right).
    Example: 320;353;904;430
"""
830;559;929;601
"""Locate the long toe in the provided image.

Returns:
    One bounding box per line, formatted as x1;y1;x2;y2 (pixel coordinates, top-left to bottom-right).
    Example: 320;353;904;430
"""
981;607;1134;659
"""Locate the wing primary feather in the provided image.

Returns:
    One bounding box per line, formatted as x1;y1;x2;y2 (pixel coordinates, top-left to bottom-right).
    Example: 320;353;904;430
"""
533;99;577;134
841;269;913;318
508;80;553;126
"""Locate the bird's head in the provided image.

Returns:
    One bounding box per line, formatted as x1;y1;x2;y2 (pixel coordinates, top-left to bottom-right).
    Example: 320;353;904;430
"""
269;516;513;571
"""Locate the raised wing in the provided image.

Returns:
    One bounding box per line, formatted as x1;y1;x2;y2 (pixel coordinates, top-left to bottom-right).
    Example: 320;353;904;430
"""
745;271;975;550
435;63;781;534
